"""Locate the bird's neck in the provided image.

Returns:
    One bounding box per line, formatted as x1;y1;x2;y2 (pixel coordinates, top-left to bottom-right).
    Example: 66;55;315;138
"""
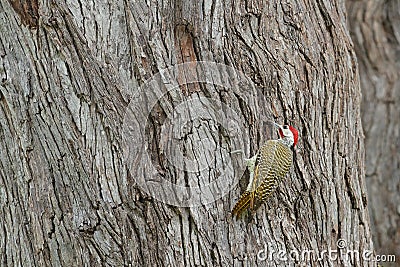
279;137;294;147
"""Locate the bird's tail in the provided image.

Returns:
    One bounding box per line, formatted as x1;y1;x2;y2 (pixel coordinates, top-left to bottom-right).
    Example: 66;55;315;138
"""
231;191;252;219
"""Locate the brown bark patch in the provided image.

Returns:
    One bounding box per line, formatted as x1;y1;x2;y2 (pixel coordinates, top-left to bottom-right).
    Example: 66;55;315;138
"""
8;0;39;29
174;25;201;95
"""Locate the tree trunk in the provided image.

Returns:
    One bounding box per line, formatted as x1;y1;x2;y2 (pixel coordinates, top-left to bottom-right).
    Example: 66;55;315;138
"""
0;0;374;266
347;0;400;262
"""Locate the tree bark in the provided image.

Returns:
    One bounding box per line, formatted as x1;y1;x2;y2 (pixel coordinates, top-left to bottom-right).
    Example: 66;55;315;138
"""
0;0;374;266
347;0;400;262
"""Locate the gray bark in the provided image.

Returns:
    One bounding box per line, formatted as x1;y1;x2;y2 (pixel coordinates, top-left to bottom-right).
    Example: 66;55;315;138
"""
347;0;400;262
0;0;374;266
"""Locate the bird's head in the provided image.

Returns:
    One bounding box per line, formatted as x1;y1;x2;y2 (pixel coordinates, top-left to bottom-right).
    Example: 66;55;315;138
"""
273;123;299;147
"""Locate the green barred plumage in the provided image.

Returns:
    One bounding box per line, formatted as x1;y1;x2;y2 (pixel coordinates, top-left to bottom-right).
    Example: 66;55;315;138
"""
232;140;293;219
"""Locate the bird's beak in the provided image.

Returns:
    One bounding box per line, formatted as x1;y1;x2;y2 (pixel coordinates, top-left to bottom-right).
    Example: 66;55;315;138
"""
272;122;284;138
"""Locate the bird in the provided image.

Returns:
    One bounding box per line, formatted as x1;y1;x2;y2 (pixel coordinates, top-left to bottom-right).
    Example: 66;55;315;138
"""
231;122;299;219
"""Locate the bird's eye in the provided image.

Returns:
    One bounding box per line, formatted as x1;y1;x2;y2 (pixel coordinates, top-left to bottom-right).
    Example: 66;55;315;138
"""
283;125;288;129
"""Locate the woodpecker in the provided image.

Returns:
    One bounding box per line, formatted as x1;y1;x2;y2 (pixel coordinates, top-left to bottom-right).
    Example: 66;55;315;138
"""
231;123;299;219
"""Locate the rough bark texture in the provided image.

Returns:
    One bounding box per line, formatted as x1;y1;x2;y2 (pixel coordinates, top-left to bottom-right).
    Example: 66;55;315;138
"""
0;0;374;266
347;0;400;262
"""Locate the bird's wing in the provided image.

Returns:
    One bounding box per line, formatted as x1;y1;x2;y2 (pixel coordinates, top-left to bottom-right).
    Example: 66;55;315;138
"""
254;141;293;207
253;140;280;189
248;140;276;210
